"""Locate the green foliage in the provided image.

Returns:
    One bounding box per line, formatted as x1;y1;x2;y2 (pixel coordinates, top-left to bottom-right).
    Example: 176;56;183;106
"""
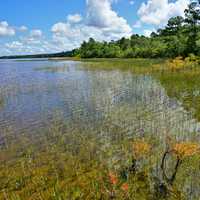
73;1;200;59
184;1;200;54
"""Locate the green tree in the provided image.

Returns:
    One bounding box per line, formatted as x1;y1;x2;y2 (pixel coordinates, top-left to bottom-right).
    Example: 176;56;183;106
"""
184;0;200;54
158;16;184;36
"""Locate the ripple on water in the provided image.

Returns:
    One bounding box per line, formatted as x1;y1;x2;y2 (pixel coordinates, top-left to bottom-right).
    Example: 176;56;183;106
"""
0;60;199;141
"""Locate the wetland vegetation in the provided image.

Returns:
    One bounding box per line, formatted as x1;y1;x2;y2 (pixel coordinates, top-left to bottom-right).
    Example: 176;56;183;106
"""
1;56;200;199
1;1;200;200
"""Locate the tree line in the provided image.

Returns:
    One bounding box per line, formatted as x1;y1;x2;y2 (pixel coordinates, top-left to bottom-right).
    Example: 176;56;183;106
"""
73;1;200;59
0;51;72;59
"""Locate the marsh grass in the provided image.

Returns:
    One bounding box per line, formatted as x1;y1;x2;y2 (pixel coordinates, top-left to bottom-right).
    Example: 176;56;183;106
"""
1;110;200;199
82;57;200;121
154;58;200;121
80;58;164;74
34;65;70;73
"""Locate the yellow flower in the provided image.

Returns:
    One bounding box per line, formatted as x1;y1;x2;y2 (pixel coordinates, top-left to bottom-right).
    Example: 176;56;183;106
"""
133;140;151;159
172;142;199;159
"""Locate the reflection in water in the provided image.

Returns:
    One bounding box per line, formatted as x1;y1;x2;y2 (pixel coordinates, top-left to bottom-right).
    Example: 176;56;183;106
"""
0;60;199;140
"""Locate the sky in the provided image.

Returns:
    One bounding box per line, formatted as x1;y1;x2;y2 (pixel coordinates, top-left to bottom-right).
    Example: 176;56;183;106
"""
0;0;190;56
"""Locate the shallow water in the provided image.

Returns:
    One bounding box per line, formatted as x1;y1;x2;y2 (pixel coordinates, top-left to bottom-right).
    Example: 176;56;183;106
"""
0;59;199;139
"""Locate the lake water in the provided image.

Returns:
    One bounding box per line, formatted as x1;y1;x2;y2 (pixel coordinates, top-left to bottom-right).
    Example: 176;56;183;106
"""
0;59;199;139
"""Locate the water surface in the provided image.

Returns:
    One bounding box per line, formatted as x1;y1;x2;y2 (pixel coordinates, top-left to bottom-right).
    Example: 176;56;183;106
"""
0;59;199;138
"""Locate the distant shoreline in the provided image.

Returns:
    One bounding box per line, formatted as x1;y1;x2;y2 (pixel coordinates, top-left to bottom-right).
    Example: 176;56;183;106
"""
0;51;73;60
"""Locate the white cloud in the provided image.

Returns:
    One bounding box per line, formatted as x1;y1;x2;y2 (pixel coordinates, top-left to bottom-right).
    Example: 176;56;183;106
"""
129;1;134;5
3;38;62;56
1;28;49;55
18;29;43;46
138;0;189;26
51;0;132;52
51;23;103;50
5;41;23;49
18;26;28;32
143;29;156;37
86;0;131;34
52;22;76;38
0;21;15;36
67;14;82;23
1;0;133;55
30;29;42;38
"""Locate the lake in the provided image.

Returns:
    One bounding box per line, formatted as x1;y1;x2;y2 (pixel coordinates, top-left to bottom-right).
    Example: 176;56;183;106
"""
0;59;199;139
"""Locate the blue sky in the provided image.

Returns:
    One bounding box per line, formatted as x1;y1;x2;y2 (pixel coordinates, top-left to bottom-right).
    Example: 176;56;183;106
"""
0;0;189;56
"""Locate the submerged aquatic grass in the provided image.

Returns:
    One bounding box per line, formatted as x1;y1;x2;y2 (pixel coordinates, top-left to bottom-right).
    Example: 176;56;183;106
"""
83;57;200;121
1;58;200;199
155;57;200;121
0;92;5;109
80;58;164;74
0;98;4;108
1;118;200;199
34;65;70;73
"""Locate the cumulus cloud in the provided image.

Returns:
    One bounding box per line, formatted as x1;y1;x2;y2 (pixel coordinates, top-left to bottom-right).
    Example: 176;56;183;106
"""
18;26;28;32
67;14;82;23
2;28;48;55
0;21;15;36
5;41;23;49
52;23;102;50
1;0;133;55
3;38;63;56
51;0;132;51
138;0;189;26
17;29;43;45
86;0;131;34
30;29;43;38
52;22;76;38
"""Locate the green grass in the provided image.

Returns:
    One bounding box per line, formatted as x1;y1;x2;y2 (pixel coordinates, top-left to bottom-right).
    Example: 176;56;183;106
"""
80;58;164;73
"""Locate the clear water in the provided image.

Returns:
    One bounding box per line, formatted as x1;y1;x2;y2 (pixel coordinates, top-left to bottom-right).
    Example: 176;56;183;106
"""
0;59;199;139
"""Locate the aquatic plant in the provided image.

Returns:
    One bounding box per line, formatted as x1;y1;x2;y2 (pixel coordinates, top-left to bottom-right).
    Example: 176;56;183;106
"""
161;142;200;187
34;65;70;73
0;97;4;108
1;58;200;199
172;142;200;159
132;140;151;159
